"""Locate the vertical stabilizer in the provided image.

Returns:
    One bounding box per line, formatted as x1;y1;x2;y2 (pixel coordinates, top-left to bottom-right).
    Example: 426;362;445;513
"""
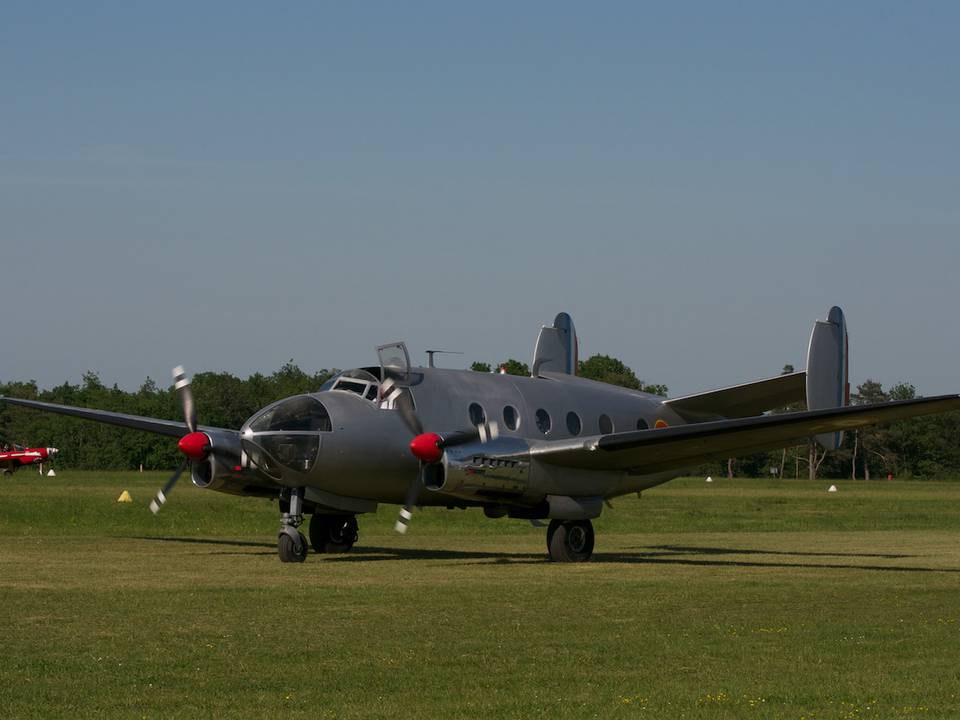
532;312;578;377
806;306;850;450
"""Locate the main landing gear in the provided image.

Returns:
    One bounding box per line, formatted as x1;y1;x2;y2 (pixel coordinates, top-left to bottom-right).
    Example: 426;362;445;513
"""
309;513;358;554
546;519;595;562
277;488;360;562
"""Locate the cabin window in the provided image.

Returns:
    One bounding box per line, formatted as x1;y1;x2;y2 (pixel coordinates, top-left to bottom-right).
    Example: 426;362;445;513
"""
566;411;582;436
599;414;614;434
636;418;649;430
502;405;520;431
535;409;552;434
468;403;486;427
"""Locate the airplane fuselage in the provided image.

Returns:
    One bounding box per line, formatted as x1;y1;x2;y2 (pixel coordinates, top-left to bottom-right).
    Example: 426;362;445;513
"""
228;367;686;511
0;446;57;475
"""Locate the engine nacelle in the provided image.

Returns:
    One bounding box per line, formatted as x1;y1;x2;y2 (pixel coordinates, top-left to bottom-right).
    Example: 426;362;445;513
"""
425;445;530;501
190;454;236;492
189;432;251;495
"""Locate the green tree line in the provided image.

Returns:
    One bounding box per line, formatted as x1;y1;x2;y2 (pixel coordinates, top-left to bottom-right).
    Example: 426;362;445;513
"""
1;362;332;471
3;355;958;477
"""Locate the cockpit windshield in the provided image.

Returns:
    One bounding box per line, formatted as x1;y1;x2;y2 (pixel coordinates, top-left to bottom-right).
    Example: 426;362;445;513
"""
327;368;380;402
249;396;332;432
243;396;330;480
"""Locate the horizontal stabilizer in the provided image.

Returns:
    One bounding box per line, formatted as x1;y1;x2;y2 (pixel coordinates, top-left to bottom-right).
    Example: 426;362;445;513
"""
664;371;806;421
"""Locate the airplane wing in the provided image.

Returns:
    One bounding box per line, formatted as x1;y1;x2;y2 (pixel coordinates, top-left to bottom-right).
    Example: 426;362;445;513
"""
0;396;198;438
529;395;960;475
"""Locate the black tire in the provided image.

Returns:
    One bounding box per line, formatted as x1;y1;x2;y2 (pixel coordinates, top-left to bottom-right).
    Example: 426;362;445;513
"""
546;519;561;551
278;531;308;563
546;519;595;562
309;514;358;554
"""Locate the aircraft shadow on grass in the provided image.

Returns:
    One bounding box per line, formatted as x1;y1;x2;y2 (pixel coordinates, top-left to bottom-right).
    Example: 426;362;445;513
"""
129;536;959;573
130;535;275;549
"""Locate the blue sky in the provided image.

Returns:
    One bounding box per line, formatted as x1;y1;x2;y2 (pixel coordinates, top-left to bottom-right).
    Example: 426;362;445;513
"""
2;2;959;396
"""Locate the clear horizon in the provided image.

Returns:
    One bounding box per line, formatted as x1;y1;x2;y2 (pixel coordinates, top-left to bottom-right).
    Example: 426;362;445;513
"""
3;2;958;397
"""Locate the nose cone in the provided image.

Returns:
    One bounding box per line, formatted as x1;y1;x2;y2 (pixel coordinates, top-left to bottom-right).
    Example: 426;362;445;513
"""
409;432;443;464
178;432;210;461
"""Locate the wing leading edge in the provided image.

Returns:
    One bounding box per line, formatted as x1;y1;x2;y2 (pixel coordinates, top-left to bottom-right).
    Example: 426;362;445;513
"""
0;396;196;438
531;395;960;475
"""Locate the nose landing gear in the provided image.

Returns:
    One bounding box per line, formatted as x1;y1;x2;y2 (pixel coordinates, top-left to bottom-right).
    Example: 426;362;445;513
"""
277;487;308;563
546;519;595;562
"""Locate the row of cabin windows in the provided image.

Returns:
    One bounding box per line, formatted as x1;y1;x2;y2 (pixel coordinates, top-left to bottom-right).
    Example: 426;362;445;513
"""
467;402;650;436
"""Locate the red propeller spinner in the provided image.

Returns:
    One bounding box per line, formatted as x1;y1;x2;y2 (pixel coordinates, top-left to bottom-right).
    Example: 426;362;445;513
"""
409;432;443;464
177;431;211;461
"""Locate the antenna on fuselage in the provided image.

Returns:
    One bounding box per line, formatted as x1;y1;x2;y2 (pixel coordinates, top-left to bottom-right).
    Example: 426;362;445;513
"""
424;350;464;368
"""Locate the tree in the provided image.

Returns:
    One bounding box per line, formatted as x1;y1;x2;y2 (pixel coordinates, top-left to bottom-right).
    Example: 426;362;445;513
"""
577;354;667;395
471;359;530;375
852;380;894;479
498;359;530;376
579;355;639;389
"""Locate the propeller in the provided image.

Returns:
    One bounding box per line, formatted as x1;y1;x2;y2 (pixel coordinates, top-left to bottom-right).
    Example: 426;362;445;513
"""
148;460;188;514
149;366;210;514
175;365;197;434
381;376;499;534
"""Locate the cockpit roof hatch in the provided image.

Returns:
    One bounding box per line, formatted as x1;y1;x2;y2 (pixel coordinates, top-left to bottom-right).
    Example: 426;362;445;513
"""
377;342;412;384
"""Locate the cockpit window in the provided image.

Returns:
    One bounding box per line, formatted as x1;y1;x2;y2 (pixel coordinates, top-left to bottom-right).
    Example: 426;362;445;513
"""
329;368;380;402
249;396;332;432
334;380;367;395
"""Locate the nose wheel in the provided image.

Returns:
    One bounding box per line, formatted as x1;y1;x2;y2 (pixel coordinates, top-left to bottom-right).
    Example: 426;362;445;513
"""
278;487;308;563
278;529;308;563
546;519;595;562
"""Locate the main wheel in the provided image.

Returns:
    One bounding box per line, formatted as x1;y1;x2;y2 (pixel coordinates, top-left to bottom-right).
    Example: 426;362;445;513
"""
278;531;308;563
546;519;595;562
309;514;358;554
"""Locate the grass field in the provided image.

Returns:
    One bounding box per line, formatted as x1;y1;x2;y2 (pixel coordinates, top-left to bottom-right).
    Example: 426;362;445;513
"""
2;472;959;719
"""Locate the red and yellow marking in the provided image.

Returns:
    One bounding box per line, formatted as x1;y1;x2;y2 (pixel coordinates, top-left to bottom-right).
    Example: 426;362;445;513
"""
654;419;669;429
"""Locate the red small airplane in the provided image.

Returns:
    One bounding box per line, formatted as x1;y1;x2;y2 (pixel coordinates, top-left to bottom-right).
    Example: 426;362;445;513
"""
0;442;58;475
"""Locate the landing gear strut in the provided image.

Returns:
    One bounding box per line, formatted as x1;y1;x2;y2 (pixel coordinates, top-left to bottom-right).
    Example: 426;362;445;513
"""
546;519;595;562
278;487;308;563
309;514;359;554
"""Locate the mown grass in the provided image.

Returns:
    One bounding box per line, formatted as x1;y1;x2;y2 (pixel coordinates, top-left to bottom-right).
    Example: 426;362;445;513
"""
1;472;959;719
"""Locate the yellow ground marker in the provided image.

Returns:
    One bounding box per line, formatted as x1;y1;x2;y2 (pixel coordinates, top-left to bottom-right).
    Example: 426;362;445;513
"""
116;490;133;503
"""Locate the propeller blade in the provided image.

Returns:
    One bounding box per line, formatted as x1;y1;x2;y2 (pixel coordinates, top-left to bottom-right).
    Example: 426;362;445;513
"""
381;377;423;436
149;460;188;514
438;421;500;450
408;422;501;464
172;365;197;434
394;472;422;534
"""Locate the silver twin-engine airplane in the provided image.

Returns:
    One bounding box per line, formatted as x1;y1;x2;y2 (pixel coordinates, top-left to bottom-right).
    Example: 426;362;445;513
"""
3;308;959;563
